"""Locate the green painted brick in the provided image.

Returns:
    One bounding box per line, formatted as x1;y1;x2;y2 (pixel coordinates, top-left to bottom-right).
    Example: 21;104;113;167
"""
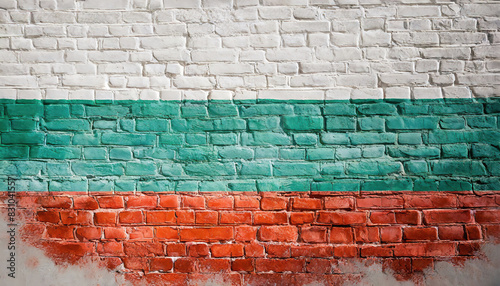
485;161;500;176
0;146;29;159
426;131;475;144
414;179;438;192
126;162;157;176
136;119;168;132
181;105;208;118
0;119;9;131
485;102;500;114
387;146;440;158
49;180;88;192
7;179;48;192
176;181;198;192
323;103;356;116
210;133;238;145
358;103;397;115
247;117;280;131
86;105;129;117
273;162;319;176
161;163;184;176
431;160;487;176
131;102;179;118
138;180;174;192
44;119;90;131
46;134;71;145
186;134;207;145
45;105;70;119
326;117;356;131
362;179;413;191
110;148;132;160
386;117;438;130
346;161;402;176
473;178;500;191
431;103;483;115
349;133;396;145
228;181;257;192
178;147;217;161
2;132;44;145
294;133;318;146
84;147;107;160
442;144;468;158
72;162;124;176
159;134;184;145
283;116;323;131
46;163;72;177
294;104;321;115
280;148;305;160
240;104;293;117
255;147;278;159
362;146;385;158
6;104;43;117
213;118;246;131
399;104;429;115
307;148;335;160
467;116;496;129
440;118;465;129
404;160;428;175
218;147;254;160
184;162;236;176
94;120;116;130
89;181;113;193
102;133;156;146
398;133;422;145
257;179;280;192
312;180;359;192
439;180;472;191
242;132;291;146
320;163;344;176
73;133;100;145
71;104;85;117
30;146;81;160
11;119;37;131
134;148;175;160
120;119;135;132
321;133;349;145
335;148;361;160
200;181;227;192
239;162;272;176
280;179;310;192
472;144;500;159
115;180;136;192
208;104;238;117
0;162;44;176
358;117;384;131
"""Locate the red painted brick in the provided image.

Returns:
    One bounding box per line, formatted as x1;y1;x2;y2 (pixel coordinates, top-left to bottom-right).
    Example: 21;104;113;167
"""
381;226;402;243
458;242;482;256
361;246;393;257
144;273;187;285
234;196;259;209
292;198;322;210
104;227;127;239
60;210;92;225
182;196;205;209
329;227;353;243
438;226;465;240
146;211;176;224
38;196;72;208
211;244;244;257
119;210;143;224
317;211;367;225
254;211;287;225
301;226;328;243
357;197;404;209
256;258;304;272
74;196;99;210
155;227;178;240
324;197;354;210
97;242;124;256
412;258;434;272
167;244;186;256
128;226;153;240
220;212;252;224
245;242;265;258
127;196;157;209
370;211;396;224
159;195;179;209
404;227;438;241
75;227;101;241
233;226;256;242
260;197;288;210
395;210;420;225
46;225;75;239
198;259;231;273
476;210;500;223
37;210;60;223
291;245;333;258
354;227;379;243
101;257;122;270
423;210;473;224
393;243;456;257
459;196;497;208
404;195;457;209
180;227;233;241
188;243;209;257
232;259;254;272
41;242;94;263
306;258;332;273
383;258;411;274
176;210;195;224
123;257;148;271
207;196;233;210
484;224;500;241
149;258;173;272
124;242;164;257
290;212;314;225
97;196;124;209
174;258;196;273
266;244;291;258
259;226;298;242
466;225;482;240
195;211;218;224
334;245;357;257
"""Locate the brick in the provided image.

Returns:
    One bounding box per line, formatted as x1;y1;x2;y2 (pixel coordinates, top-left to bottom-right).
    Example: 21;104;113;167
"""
75;227;102;241
381;226;403;243
198;259;231;273
235;226;257;241
259;226;298;242
292;198;322;210
354;227;379;243
97;196;124;209
245;242;265;257
256;258;304;273
261;197;288;210
439;226;465;241
182;196;205;209
394;243;456;257
334;245;357;258
207;197;233;210
404;227;438;241
97;242;124;256
232;259;254;272
301;226;328;243
317;211;367;225
156;227;179;240
73;197;99;210
220;212;252;224
124;242;164;257
104;227;127;239
290;212;315;225
94;212;117;226
475;210;500;223
60;210;92;225
188;243;209;257
46;225;75;239
254;212;288;225
234;196;260;209
174;258;196;273
150;258;173;272
211;244;244;257
423;210;473;224
119;211;143;224
146;211;176;224
37;211;60;223
357;197;404;209
180;227;233;241
195;211;218;224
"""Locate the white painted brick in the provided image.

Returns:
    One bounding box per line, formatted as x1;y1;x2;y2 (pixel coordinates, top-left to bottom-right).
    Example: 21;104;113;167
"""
203;0;232;8
174;76;216;89
416;60;438;72
209;90;233;100
127;77;150;88
293;8;318;20
222;36;250;48
0;64;28;75
379;74;428;86
431;74;455;86
250;34;280;48
326;88;351;100
351;88;383;100
316;47;362;61
442;87;471;99
267;75;287;87
422;48;471;59
184;90;208;100
240;50;265;62
77;12;121;24
361;31;391;47
282;34;306;47
33;12;75;23
330;33;358;47
0;89;16;99
262;0;307;6
166;63;183;75
218;76;245;89
473;46;500;59
77;38;98;50
398;6;440;18
209;63;254;75
141;37;186;49
266;48;313;62
185;65;208;75
234;90;257;100
75;64;96;75
440;33;488;45
385;87;411;99
20;51;64;63
463;4;500;17
99;63;143;75
281;21;330;33
82;0;128;9
101;38;121;50
150;76;171;88
259;89;324;100
109;76;127;88
440;60;464;73
161;90;183;101
388;47;419;60
153;49;190;62
45;89;69;100
337;74;377;88
0;0;16;9
258;7;292;20
18;89;42;100
308;33;329;47
192;49;237;62
324;9;362;20
66;51;87;63
96;90;114;100
155;24;187;36
278;63;298;75
412;87;442;99
11;38;33;50
300;63;333;74
290;74;334;87
69;90;95;100
216;23;249;36
244;75;267;88
250;22;278;34
188;37;221;49
472;86;500;98
123;12;152;23
63;75;107;88
140;90;160;100
39;76;59;87
52;64;76;74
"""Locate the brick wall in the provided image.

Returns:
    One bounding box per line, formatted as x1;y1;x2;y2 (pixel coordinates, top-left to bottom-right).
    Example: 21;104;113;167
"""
1;0;500;285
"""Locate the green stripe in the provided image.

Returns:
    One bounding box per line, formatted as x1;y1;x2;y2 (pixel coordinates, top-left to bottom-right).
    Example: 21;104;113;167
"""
1;98;499;192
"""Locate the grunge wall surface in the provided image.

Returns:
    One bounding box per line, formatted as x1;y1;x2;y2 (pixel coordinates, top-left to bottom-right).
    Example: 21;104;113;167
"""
0;0;499;285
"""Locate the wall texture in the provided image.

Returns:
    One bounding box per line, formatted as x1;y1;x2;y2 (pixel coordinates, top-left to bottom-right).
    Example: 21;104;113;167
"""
0;0;499;285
